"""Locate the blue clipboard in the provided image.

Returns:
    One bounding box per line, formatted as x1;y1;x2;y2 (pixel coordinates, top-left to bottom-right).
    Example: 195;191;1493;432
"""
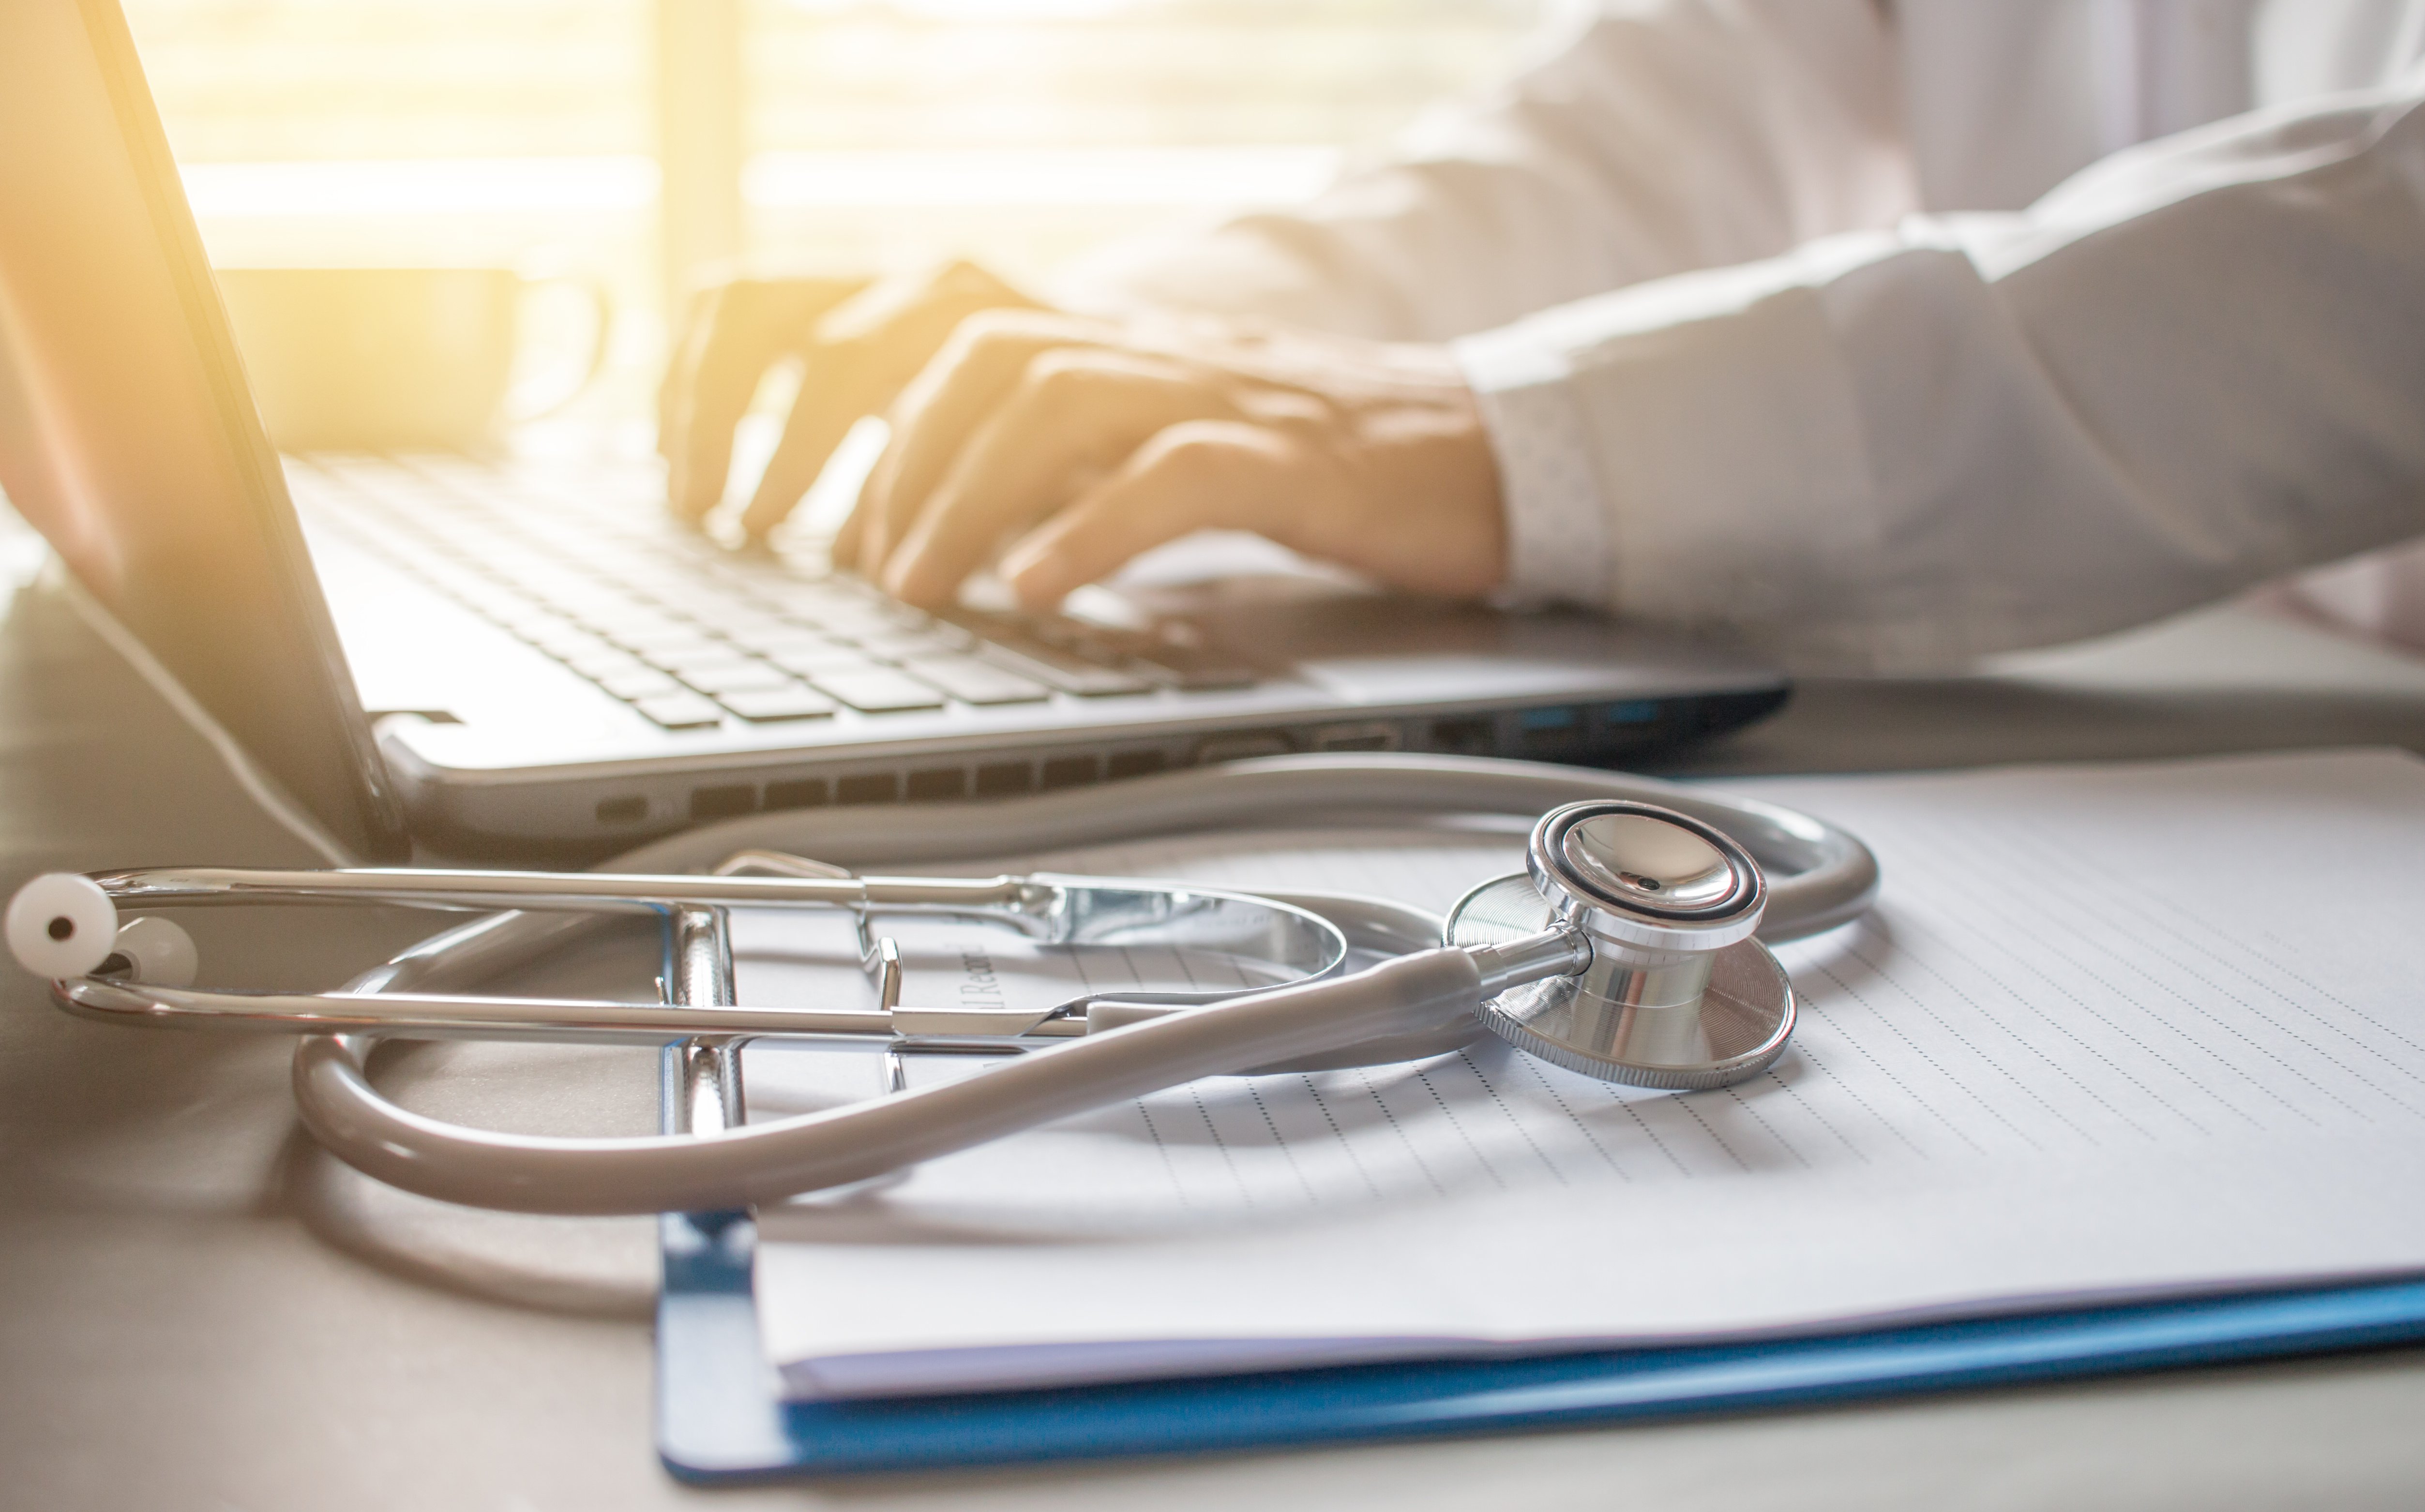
652;1052;2425;1482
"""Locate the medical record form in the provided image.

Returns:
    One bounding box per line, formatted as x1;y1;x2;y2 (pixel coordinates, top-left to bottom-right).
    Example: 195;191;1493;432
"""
731;748;2425;1400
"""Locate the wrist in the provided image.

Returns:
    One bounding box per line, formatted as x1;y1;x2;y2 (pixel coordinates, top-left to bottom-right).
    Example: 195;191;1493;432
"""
1452;329;1611;610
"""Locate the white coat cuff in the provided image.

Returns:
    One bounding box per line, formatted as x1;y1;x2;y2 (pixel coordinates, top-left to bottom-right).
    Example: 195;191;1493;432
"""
1453;330;1612;609
1460;241;1887;662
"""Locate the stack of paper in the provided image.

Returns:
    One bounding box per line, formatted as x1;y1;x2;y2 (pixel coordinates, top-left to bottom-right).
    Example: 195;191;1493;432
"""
732;749;2425;1400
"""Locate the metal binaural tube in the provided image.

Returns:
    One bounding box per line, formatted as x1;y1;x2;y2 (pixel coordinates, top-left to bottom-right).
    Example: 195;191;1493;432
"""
82;866;1037;915
52;977;904;1044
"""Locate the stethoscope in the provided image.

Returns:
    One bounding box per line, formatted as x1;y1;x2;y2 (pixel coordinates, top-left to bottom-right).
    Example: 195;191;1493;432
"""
0;756;1877;1215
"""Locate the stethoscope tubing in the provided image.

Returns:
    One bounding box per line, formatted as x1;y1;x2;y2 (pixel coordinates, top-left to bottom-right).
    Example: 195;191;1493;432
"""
277;754;1876;1213
603;753;1879;943
294;950;1491;1215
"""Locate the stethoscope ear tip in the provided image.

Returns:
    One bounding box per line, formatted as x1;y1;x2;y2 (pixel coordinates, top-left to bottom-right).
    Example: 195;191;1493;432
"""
109;915;199;988
6;872;120;979
6;875;202;986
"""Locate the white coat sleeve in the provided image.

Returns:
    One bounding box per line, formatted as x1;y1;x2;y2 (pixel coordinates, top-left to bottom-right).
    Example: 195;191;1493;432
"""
1459;76;2425;670
1064;0;1911;344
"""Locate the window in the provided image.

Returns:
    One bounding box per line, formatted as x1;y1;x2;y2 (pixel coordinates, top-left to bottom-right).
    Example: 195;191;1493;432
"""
121;0;1554;425
740;1;1553;283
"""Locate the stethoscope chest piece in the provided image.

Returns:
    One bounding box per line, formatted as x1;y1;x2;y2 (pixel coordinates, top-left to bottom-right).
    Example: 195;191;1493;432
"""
1446;800;1796;1091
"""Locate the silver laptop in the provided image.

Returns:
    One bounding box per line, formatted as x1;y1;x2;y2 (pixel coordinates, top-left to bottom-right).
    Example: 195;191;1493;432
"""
0;0;1786;863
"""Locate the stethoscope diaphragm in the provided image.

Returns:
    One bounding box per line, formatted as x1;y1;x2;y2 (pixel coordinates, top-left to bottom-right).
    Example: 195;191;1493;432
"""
1445;800;1795;1090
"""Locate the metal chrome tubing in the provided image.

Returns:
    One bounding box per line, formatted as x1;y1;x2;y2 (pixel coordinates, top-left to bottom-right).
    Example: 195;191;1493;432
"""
86;866;1036;914
602;753;1883;945
54;977;908;1045
671;904;745;1134
1468;928;1592;996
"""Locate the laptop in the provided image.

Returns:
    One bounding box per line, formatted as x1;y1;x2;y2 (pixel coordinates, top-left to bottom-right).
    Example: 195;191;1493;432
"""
0;0;1787;864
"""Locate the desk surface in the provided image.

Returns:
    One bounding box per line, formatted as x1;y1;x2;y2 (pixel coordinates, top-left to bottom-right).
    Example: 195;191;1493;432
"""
5;569;2425;1512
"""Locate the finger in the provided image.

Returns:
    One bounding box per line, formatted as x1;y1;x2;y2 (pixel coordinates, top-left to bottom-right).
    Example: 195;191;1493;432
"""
746;267;1045;551
876;350;1215;605
851;308;1113;572
662;279;764;517
655;282;714;451
737;338;886;542
996;420;1303;610
661;277;865;523
750;299;1039;546
661;280;753;516
828;460;875;571
819;258;1034;349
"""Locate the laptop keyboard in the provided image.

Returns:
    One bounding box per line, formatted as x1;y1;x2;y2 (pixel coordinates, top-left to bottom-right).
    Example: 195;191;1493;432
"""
289;456;1256;731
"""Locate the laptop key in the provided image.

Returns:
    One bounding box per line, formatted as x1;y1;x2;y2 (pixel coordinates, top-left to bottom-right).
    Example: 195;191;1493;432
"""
848;624;977;658
641;639;748;672
970;637;1154;697
600;668;684;701
719;686;839;722
679;660;797;695
592;612;693;644
664;597;786;631
982;612;1256;692
791;601;925;638
897;655;1050;705
809;668;949;712
568;648;651;680
633;691;725;729
698;615;799;646
482;602;565;637
526;624;612;659
767;643;882;676
549;591;656;624
729;624;851;658
617;623;723;652
1125;644;1259;691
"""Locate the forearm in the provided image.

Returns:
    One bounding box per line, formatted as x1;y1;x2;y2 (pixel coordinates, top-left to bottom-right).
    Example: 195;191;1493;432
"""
1465;76;2425;672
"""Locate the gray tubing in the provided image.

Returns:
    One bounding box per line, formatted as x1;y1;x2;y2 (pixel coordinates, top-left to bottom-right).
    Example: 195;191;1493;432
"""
602;752;1878;944
358;754;1872;997
293;752;1878;1212
294;949;1485;1214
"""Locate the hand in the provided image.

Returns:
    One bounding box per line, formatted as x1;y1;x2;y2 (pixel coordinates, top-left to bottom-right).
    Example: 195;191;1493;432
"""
841;307;1507;611
657;262;1039;535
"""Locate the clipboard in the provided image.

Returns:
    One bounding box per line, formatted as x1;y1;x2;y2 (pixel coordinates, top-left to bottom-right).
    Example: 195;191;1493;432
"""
653;1033;2425;1482
657;1196;2425;1482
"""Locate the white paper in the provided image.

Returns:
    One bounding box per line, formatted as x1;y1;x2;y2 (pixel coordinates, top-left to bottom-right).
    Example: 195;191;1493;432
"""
735;749;2425;1399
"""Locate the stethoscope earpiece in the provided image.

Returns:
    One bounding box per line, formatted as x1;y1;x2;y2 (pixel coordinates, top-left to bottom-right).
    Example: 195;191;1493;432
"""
6;873;199;987
6;871;120;980
105;915;199;988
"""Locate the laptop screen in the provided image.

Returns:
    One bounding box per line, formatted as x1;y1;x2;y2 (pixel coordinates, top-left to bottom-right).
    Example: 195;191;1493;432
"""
0;0;408;861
